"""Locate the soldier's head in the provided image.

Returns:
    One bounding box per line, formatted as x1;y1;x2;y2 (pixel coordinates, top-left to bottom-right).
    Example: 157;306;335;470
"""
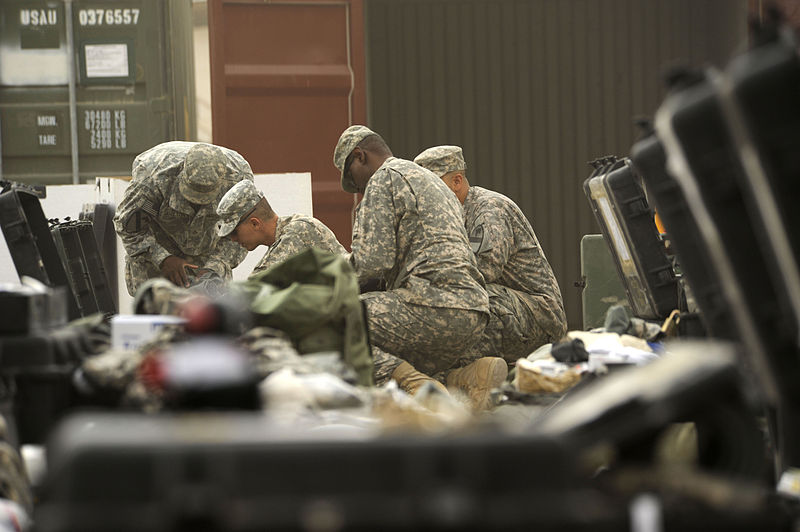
216;180;278;250
414;145;470;204
333;125;393;194
180;144;226;205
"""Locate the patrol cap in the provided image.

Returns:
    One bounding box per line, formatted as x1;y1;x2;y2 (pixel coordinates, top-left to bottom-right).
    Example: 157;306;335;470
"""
333;125;377;193
413;145;467;178
215;179;264;237
180;144;226;204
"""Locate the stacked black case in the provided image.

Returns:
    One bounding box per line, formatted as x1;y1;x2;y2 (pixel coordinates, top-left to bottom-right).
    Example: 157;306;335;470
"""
51;220;116;316
630;132;736;340
583;157;679;320
0;189;81;320
655;57;800;473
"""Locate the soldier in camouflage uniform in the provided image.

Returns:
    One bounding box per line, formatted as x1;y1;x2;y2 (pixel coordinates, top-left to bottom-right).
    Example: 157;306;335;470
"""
216;180;347;277
335;126;507;409
114;141;253;296
414;145;568;364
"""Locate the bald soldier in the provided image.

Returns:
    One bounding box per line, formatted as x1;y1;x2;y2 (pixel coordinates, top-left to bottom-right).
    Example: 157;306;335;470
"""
216;179;346;276
334;125;508;410
414;146;568;363
114;141;253;296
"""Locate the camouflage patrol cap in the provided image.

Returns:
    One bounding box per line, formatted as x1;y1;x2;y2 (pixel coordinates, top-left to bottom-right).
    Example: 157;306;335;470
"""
216;179;264;237
413;145;467;178
179;144;225;204
333;125;376;193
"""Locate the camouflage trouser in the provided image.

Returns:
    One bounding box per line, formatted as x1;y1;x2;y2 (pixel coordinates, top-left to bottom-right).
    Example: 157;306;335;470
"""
125;253;206;297
464;283;568;365
362;291;488;384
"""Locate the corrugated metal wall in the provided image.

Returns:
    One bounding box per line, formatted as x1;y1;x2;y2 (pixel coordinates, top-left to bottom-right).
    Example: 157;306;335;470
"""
365;0;747;328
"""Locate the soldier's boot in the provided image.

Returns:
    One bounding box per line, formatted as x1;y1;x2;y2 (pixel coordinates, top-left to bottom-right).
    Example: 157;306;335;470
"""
446;357;508;411
391;362;449;396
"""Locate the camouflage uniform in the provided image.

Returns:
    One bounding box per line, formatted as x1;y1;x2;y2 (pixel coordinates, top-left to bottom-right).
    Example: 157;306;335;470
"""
334;127;489;382
114;141;253;296
251;215;347;277
415;146;567;364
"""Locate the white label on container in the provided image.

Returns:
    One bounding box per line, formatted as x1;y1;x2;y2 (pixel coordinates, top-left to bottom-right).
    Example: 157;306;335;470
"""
85;43;129;78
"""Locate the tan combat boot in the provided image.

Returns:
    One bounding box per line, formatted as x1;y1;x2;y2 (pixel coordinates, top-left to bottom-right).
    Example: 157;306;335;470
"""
446;357;508;411
391;362;449;396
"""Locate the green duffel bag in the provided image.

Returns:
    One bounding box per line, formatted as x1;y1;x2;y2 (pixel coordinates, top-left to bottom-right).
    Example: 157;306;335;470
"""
231;248;373;386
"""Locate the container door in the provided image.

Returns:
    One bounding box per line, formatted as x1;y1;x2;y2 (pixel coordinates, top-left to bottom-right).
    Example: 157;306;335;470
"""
208;0;366;247
0;0;195;183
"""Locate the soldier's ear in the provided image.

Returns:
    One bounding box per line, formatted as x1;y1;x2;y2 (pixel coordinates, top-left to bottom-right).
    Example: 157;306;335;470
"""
246;216;261;230
452;173;464;187
353;146;367;164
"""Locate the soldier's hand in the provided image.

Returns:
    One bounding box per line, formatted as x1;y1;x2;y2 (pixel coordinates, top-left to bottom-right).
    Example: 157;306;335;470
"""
160;256;198;287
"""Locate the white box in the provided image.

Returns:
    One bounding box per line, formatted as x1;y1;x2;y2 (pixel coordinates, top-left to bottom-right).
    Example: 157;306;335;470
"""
111;315;186;352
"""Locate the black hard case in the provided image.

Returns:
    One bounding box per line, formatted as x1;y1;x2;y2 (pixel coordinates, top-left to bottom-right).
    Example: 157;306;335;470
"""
725;31;800;299
36;413;622;532
630;133;736;340
0;189;81;320
723;31;800;474
583;158;679;320
655;69;800;471
50;222;99;317
0;326;93;446
51;221;116;316
81;203;118;310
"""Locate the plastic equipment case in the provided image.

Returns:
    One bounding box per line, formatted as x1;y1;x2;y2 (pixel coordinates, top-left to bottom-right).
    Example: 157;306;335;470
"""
0;188;81;320
35;343;797;532
721;22;800;488
722;25;800;318
630;131;736;341
51;220;116;315
80;203;118;310
532;341;768;481
583;156;679;320
0;283;67;335
579;234;630;329
530;340;793;530
0;282;84;447
35;414;625;532
655;66;800;477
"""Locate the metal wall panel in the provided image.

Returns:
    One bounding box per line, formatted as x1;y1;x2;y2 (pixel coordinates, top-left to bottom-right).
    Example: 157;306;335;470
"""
365;0;747;328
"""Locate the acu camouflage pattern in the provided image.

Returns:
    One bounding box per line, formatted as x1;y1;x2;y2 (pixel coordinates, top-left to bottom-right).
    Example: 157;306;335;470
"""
114;141;254;296
0;416;32;515
413;145;466;177
351;157;488;312
333;125;377;193
364;291;488;381
351;157;489;377
179;144;226;204
215;179;264;237
249;214;347;277
463;186;567;363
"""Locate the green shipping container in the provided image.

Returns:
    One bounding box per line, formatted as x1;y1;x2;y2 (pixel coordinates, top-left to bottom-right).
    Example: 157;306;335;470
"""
0;0;196;183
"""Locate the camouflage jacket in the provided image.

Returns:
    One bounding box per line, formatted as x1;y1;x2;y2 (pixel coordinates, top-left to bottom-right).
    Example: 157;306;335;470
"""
250;214;347;276
351;157;488;312
463;186;566;327
113;141;253;278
